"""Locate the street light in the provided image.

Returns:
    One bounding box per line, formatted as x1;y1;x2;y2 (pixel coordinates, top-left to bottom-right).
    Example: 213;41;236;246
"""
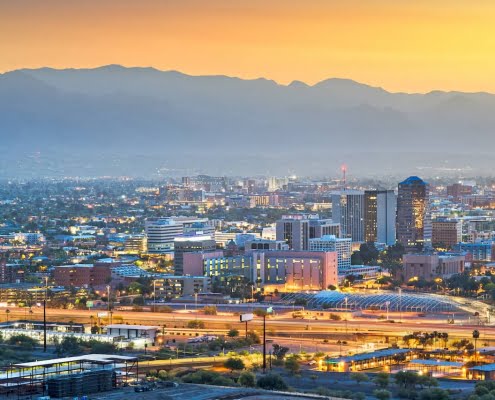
153;280;157;313
106;285;114;325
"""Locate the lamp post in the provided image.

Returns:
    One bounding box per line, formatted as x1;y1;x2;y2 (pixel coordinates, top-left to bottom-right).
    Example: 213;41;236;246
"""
153;280;157;313
43;276;48;352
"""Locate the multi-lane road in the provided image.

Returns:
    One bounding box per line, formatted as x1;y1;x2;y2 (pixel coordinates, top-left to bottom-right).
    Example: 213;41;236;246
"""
3;306;494;343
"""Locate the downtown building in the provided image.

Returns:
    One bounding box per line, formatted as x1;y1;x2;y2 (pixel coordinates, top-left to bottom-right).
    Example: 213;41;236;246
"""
331;190;365;242
308;235;352;272
396;176;432;251
403;253;465;282
145;217;214;254
173;235;217;276
364;190;397;246
275;214;340;251
184;250;338;292
431;219;462;249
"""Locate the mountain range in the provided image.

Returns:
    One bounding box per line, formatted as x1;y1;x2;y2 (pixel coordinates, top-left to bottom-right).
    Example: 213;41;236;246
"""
1;65;494;178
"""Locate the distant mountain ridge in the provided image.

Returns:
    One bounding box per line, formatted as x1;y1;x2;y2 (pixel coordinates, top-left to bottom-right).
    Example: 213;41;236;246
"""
0;65;494;177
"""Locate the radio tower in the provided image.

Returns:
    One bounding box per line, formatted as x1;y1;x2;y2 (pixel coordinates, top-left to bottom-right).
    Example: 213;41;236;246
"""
341;164;347;190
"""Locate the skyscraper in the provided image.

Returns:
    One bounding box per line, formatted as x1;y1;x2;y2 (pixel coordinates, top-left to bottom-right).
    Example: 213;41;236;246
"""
396;176;432;251
364;190;397;246
331;190;365;242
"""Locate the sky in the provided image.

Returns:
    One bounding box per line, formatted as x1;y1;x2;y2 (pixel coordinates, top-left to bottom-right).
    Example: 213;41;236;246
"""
2;0;495;93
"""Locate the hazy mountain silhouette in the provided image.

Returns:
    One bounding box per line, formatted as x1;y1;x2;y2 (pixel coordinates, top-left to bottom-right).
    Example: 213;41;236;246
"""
1;65;494;177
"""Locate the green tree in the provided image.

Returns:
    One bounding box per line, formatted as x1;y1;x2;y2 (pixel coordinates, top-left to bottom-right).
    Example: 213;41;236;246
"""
374;389;391;400
227;329;239;338
7;334;37;350
374;372;390;388
203;306;217;315
238;371;256;387
284;356;300;375
187;320;205;329
419;388;450;400
257;373;288;391
350;372;369;385
224;357;245;372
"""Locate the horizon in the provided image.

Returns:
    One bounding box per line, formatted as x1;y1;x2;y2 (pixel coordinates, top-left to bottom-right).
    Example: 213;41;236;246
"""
3;1;495;93
4;64;495;96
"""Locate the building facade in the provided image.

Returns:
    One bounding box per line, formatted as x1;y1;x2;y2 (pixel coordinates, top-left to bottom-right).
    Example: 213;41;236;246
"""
309;235;352;272
331;190;365;242
364;190;397;246
396;176;432;251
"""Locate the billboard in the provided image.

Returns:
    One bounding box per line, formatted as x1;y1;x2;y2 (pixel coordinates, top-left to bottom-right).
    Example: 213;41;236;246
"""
239;313;254;322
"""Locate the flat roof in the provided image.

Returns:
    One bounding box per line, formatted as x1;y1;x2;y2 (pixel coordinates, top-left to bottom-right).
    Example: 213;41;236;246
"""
410;359;463;368
14;354;137;368
470;364;495;372
327;348;410;363
107;324;159;330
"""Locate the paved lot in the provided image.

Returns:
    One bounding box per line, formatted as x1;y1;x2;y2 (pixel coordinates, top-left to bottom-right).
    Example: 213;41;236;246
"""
89;383;326;400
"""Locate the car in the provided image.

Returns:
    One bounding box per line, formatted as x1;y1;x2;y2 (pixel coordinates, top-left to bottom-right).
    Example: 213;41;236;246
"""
307;360;317;366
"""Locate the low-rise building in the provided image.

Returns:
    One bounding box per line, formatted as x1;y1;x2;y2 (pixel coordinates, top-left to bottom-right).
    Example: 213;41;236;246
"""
403;253;465;282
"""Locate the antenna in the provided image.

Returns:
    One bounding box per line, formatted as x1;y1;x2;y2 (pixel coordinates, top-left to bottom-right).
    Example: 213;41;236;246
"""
341;164;347;190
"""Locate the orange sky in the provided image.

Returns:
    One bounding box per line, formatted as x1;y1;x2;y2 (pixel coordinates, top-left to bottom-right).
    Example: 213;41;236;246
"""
2;0;495;93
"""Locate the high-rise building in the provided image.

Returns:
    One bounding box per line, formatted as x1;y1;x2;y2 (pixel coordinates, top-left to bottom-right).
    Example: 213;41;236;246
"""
331;190;365;242
276;214;339;251
173;236;217;276
309;235;352;271
396;176;432;251
364;190;397;246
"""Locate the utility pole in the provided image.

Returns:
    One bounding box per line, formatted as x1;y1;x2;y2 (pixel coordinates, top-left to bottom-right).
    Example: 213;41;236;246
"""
262;307;273;374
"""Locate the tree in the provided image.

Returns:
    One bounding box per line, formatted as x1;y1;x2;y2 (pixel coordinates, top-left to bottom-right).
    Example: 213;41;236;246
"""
55;336;83;356
257;373;288;391
374;372;390;388
284;356;300;375
203;306;217;315
419;388;450;400
224;357;245;372
7;334;37;350
350;372;369;385
395;371;419;389
187;320;205;329
374;389;391;400
272;343;289;360
227;329;239;338
238;371;256;387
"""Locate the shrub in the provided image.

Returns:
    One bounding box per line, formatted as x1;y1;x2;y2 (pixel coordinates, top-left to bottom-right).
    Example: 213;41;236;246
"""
257;373;288;391
238;371;256;387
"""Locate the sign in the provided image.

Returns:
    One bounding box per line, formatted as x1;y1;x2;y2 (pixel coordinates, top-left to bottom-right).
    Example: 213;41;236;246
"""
86;301;94;308
267;307;273;314
240;313;254;322
97;312;108;318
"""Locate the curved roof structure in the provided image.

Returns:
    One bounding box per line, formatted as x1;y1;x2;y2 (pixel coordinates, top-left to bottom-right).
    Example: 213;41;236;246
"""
282;291;457;312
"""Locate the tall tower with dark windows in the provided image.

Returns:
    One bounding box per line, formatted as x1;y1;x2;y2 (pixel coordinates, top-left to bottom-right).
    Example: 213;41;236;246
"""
396;176;432;251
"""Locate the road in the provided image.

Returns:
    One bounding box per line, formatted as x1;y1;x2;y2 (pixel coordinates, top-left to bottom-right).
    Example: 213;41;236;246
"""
3;306;493;343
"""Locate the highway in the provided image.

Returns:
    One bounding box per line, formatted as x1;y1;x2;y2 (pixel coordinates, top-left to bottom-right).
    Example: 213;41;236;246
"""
3;306;494;343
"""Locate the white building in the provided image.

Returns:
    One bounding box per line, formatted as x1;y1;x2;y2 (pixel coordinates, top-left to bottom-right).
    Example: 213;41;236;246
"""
309;235;352;271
